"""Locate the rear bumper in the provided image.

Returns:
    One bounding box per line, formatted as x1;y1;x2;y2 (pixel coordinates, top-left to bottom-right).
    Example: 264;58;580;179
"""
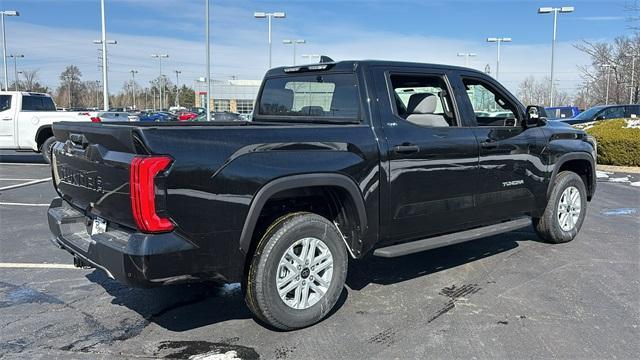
47;197;203;287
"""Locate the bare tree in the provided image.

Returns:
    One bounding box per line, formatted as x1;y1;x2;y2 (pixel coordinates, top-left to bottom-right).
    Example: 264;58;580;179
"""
518;76;570;107
574;34;640;105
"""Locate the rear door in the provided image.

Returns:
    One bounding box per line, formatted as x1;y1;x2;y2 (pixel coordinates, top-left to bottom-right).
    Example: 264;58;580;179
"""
373;66;479;243
0;94;16;147
452;74;547;222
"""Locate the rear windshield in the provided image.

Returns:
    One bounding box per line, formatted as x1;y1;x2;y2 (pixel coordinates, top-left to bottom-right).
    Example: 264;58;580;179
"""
257;73;360;122
22;95;56;111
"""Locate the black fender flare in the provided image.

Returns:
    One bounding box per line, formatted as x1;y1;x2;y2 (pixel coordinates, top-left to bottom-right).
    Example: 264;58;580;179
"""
35;125;54;148
238;173;368;256
547;152;596;199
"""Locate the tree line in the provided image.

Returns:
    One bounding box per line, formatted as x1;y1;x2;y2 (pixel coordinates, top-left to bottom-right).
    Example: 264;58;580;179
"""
12;65;196;110
518;33;639;109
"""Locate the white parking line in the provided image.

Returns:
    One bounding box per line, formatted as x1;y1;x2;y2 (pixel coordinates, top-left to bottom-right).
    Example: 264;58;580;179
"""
0;178;42;181
0;162;49;166
0;202;50;207
0;262;77;269
0;177;51;191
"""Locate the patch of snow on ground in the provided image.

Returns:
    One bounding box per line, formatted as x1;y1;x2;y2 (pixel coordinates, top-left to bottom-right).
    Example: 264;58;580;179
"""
190;350;240;360
625;119;640;129
596;171;612;179
631;181;640;187
609;176;630;183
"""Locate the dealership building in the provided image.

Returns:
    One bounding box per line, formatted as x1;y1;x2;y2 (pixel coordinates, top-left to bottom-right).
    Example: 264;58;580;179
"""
193;79;261;114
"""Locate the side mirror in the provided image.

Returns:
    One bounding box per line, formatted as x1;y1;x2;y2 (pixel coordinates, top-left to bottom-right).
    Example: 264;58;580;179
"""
524;105;548;127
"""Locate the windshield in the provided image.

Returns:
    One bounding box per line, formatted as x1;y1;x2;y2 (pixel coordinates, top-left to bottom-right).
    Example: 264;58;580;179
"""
256;73;360;122
573;106;603;120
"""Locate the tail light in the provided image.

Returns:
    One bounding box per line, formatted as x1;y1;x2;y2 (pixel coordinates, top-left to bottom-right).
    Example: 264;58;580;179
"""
90;117;101;123
130;156;174;233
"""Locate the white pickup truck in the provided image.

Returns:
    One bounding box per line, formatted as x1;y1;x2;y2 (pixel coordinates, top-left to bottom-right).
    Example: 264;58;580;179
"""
0;91;86;163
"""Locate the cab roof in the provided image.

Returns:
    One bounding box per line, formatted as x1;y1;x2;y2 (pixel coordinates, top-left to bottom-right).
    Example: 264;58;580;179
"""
265;60;487;77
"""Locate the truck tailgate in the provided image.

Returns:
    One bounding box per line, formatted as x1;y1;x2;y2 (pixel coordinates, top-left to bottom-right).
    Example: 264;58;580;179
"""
51;123;139;229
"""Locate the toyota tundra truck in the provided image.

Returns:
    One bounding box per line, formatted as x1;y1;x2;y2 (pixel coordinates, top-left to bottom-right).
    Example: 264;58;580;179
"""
47;60;597;330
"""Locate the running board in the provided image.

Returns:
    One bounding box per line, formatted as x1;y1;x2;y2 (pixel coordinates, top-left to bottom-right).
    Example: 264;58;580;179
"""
373;217;531;258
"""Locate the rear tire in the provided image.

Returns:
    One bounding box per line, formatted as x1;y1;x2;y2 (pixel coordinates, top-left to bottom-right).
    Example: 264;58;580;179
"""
533;171;587;243
245;212;348;330
41;136;57;164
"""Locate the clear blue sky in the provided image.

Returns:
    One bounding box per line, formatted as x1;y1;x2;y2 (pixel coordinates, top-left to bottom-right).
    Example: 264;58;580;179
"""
0;0;632;93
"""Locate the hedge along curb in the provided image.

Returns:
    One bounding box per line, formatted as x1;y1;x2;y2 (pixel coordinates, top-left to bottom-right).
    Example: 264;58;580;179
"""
580;119;640;167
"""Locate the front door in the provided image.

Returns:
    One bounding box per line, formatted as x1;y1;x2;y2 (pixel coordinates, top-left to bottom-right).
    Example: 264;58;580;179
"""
456;76;547;222
375;69;479;243
0;94;16;148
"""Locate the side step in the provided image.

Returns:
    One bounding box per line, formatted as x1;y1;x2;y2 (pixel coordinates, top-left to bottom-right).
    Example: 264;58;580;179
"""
373;217;532;258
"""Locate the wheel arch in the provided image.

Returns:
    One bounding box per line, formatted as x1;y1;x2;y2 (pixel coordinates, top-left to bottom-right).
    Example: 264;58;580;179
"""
548;152;596;201
35;125;54;151
238;173;368;260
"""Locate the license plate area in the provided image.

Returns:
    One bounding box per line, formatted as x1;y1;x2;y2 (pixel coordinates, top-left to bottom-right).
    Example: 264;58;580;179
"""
91;216;108;236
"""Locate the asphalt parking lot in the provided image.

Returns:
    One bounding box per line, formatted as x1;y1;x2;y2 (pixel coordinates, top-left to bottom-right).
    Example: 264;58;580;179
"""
1;149;639;360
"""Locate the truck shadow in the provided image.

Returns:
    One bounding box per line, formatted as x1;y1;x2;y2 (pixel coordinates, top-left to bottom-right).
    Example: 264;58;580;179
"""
87;227;539;332
0;151;46;164
346;227;539;291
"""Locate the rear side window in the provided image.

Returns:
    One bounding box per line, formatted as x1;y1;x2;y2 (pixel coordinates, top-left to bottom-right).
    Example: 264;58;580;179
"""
559;108;573;118
257;73;360;122
22;95;56;111
0;95;11;111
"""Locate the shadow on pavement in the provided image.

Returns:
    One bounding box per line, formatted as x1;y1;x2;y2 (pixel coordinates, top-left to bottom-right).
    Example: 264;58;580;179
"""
0;151;47;164
85;227;539;332
346;227;540;291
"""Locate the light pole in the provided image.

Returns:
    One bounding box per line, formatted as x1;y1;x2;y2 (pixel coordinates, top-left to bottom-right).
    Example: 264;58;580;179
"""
301;54;321;63
1;10;19;91
130;70;138;110
602;64;615;105
283;39;305;65
486;37;512;81
151;54;169;110
8;54;23;90
174;70;181;107
254;11;286;69
94;0;115;111
457;52;477;67
205;0;212;121
627;54;637;103
538;6;574;107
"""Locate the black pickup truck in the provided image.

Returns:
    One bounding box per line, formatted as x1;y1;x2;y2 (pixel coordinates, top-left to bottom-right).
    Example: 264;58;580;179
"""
48;60;597;330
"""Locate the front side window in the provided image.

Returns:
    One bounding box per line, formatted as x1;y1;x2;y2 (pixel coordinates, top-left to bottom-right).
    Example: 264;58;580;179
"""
257;73;359;122
462;78;519;126
601;106;624;119
22;95;56;111
0;95;11;112
389;74;457;127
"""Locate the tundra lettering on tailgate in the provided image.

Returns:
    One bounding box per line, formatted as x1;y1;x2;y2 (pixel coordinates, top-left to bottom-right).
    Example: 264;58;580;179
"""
58;165;104;192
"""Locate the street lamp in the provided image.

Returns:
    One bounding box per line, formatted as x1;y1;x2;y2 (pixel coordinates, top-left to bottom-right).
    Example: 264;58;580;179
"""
283;39;305;65
538;6;574;107
486;37;512;81
174;70;181;107
602;64;615;105
8;54;23;91
457;52;477;67
205;0;211;121
254;11;286;69
130;70;138;109
626;53;638;103
1;10;19;91
151;54;169;110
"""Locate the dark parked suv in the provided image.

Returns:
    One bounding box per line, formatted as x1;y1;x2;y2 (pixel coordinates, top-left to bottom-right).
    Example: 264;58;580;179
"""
560;104;640;125
47;60;597;330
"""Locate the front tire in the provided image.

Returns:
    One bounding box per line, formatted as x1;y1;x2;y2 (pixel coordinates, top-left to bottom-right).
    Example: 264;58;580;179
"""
245;212;348;330
534;171;587;243
41;136;57;164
